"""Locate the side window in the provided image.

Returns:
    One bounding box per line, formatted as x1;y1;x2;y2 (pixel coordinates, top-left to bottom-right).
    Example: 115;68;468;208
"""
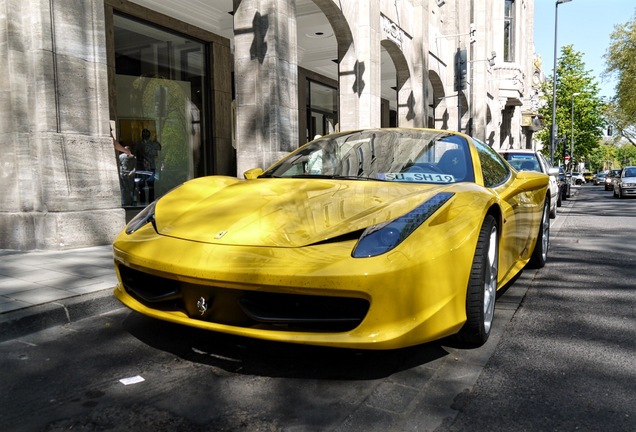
472;138;510;187
537;153;551;173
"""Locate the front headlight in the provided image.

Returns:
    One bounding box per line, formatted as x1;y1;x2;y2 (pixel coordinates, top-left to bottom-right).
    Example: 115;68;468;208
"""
125;200;157;234
352;192;454;258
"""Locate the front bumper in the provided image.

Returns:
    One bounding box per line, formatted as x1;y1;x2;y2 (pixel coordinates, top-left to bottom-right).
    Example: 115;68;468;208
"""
620;187;636;196
113;224;474;349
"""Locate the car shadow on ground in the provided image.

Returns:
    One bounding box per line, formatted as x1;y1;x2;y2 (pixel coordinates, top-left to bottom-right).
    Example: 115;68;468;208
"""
122;311;456;380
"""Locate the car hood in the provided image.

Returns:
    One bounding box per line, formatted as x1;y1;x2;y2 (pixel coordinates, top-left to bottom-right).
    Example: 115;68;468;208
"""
621;176;636;182
155;176;451;247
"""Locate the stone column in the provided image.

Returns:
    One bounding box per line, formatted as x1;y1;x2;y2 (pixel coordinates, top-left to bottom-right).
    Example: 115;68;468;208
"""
338;1;381;131
234;0;299;175
470;0;490;141
0;0;125;250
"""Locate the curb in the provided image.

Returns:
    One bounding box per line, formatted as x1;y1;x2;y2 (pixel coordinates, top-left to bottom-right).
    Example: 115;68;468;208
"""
0;288;121;343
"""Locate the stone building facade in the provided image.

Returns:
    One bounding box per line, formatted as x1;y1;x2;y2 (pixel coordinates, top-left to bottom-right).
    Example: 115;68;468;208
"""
0;0;540;250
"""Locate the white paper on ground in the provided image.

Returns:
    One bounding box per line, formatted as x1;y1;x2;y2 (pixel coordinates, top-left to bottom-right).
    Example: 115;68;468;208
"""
119;375;145;385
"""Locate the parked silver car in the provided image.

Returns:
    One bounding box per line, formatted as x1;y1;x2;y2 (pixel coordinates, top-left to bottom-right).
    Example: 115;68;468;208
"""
498;149;559;218
593;172;606;185
613;166;636;198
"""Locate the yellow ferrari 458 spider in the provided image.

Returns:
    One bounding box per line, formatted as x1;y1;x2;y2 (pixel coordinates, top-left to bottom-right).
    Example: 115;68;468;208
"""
113;128;550;350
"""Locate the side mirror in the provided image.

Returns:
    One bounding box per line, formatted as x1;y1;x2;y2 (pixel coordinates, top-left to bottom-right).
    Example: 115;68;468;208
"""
547;167;560;177
514;170;549;192
243;168;264;180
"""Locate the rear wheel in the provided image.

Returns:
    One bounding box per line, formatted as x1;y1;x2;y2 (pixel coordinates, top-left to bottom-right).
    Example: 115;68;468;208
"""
457;215;498;346
528;199;550;269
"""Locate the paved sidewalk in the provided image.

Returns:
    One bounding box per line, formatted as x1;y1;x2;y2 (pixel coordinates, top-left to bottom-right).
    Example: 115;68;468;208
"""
0;245;121;342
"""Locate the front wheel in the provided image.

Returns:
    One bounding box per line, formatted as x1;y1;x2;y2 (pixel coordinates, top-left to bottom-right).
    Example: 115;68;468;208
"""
456;215;498;346
527;199;550;269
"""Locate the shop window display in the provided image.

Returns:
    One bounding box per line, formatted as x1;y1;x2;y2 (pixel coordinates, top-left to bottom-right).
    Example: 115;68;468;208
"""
113;13;208;207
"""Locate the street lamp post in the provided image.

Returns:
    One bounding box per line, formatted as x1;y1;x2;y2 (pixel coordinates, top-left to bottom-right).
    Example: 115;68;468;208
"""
550;0;573;165
571;92;580;170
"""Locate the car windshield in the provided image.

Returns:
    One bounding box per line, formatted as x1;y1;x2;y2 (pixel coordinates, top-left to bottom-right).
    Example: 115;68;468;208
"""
261;129;475;184
624;168;636;177
502;153;541;173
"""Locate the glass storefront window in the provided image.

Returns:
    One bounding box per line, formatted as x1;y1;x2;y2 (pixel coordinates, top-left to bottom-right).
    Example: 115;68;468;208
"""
113;13;208;207
307;80;338;141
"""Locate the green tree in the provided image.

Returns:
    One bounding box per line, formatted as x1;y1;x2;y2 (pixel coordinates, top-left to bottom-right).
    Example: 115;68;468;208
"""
616;144;636;167
537;45;605;169
604;8;636;145
587;144;617;171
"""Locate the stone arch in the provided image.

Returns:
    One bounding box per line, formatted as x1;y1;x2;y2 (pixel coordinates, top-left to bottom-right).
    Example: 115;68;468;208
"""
309;0;354;62
428;70;447;129
380;39;414;127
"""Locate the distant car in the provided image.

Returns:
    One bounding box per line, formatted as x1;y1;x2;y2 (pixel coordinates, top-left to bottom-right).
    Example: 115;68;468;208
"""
583;171;593;182
498;149;559;218
605;169;622;191
570;172;586;185
557;167;571;205
613;166;636;198
593;172;606;185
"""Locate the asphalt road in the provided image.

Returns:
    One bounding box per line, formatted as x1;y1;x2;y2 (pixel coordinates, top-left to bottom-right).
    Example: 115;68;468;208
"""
1;184;634;432
440;184;636;431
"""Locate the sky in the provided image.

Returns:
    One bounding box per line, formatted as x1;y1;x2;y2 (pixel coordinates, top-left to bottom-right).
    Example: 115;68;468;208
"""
533;0;636;100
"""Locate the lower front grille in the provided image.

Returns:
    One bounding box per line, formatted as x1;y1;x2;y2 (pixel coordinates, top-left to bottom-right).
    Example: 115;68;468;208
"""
118;264;370;332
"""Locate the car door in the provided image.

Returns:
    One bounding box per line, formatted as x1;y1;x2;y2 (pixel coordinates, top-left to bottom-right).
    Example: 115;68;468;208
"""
472;140;540;283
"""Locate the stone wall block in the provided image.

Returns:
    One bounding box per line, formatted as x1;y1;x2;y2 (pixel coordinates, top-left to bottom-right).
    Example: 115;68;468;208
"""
52;0;105;64
26;0;54;52
39;208;125;249
0;208;125;250
234;57;258;107
28;49;59;132
0;133;21;212
38;133;121;212
55;54;103;135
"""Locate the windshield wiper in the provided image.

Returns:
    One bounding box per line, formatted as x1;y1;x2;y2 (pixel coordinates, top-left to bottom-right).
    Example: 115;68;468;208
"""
332;175;374;181
288;174;383;181
288;174;335;179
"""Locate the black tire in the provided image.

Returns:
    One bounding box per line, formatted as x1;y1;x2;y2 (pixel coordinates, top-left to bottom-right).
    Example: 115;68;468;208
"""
456;215;498;346
527;199;550;269
557;192;562;207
